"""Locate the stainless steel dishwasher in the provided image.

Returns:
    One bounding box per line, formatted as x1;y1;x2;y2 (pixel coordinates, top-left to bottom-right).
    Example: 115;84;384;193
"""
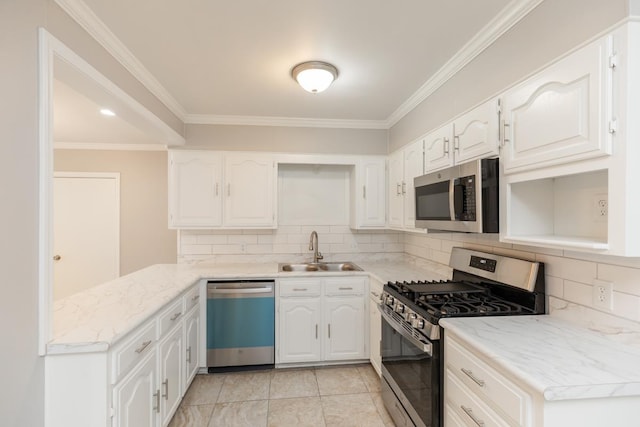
206;280;275;370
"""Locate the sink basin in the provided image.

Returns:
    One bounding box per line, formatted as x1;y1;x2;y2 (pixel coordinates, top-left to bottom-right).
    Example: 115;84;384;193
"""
279;262;362;272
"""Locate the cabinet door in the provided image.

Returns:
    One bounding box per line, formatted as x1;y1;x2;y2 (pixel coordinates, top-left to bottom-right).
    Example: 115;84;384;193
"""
387;150;404;228
324;296;365;361
159;325;183;426
424;124;454;173
278;298;322;363
224;153;276;227
403;139;424;230
356;157;386;228
184;307;200;391
453;98;499;164
113;350;157;427
168;150;222;228
369;293;382;376
502;36;613;173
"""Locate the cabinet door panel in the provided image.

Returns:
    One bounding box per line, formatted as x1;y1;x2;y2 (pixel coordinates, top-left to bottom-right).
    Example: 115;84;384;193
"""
159;326;183;426
359;158;386;227
184;308;200;389
424;124;454;173
169;150;222;227
403;139;424;229
113;351;156;427
387;150;404;228
224;154;275;227
453;98;499;164
278;298;322;363
503;36;612;173
324;297;365;360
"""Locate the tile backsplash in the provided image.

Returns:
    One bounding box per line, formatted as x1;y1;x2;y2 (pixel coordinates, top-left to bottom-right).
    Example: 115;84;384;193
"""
179;226;640;338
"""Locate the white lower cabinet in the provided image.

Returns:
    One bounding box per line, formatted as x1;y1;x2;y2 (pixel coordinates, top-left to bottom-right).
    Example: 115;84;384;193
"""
277;276;368;365
45;283;202;427
368;278;383;376
113;350;158;427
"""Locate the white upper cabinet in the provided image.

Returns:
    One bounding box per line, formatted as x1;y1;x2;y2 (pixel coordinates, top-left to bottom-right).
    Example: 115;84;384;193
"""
453;98;500;164
169;150;276;229
424;123;454;173
351;156;386;229
168;150;222;227
223;153;276;227
388;139;424;231
501;35;613;173
424;99;500;173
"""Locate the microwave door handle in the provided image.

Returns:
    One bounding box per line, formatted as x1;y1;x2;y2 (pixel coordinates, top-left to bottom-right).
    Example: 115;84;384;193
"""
454;180;465;220
449;179;456;220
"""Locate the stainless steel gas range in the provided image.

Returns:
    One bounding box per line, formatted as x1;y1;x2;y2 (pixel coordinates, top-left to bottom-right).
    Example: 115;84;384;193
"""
379;247;545;427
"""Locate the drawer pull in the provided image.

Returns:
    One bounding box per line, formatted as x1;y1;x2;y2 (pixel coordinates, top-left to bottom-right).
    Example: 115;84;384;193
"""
461;405;485;427
135;340;152;354
162;379;169;399
170;312;182;321
461;368;485;387
186;346;192;364
191;294;200;301
293;288;308;291
153;390;160;413
338;287;353;290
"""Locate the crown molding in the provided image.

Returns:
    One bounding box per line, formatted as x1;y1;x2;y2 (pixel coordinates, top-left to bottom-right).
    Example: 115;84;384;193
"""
54;142;168;151
386;0;545;127
184;114;390;130
54;0;187;120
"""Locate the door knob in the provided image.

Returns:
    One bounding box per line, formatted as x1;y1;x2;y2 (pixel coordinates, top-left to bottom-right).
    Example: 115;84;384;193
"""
53;255;61;261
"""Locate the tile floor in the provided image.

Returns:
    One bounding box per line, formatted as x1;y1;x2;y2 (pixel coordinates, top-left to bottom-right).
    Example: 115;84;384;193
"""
168;364;395;427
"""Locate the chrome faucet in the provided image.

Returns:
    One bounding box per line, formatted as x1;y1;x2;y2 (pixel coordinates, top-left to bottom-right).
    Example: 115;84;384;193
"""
309;231;323;263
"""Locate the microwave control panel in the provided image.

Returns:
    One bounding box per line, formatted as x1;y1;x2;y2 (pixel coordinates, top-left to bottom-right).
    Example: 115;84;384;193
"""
453;175;476;221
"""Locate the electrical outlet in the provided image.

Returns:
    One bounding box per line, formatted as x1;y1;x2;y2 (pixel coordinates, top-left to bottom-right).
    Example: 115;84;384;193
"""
592;279;613;311
593;194;608;222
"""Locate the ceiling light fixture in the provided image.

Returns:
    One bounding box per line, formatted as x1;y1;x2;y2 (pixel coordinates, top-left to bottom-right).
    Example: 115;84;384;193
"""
291;61;339;94
100;108;116;116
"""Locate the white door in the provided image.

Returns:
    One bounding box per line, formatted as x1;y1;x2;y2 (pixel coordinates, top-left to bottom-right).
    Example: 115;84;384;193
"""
278;298;322;363
113;351;157;427
159;326;183;426
184;308;200;388
453;98;500;164
224;153;275;227
387;150;404;229
358;157;386;228
53;173;119;300
403;139;424;230
324;296;365;361
424;124;454;173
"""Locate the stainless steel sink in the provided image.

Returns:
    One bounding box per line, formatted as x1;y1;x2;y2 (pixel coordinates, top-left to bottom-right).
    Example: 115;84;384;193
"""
279;262;362;272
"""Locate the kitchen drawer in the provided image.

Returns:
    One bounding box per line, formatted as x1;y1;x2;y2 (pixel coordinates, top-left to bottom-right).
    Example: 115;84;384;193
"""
446;369;511;427
184;284;200;312
279;279;321;297
446;335;530;425
159;298;184;337
324;277;366;296
111;318;156;384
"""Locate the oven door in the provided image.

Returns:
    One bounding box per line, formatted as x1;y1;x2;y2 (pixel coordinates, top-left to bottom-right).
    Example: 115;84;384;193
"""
379;305;440;427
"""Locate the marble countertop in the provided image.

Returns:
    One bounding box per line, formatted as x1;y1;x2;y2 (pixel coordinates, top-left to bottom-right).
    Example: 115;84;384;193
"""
440;315;640;401
49;258;445;355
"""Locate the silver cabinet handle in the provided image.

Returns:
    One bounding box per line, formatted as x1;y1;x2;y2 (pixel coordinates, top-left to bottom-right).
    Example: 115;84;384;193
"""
363;185;366;199
187;346;192;364
162;379;169;399
339;287;353;290
396;183;401;195
461;406;485;427
227;183;231;196
401;181;406;194
461;368;485;387
153;390;160;413
370;292;380;297
315;324;318;339
328;324;331;339
191;294;200;301
53;255;61;261
503;121;511;145
170;312;182;321
135;340;152;354
454;135;460;151
293;288;308;291
443;137;450;155
215;182;219;196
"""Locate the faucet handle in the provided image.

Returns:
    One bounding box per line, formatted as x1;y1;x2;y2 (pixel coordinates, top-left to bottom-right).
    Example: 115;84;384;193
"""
317;252;323;261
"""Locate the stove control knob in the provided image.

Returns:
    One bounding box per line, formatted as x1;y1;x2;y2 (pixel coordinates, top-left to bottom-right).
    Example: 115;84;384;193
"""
395;304;405;314
406;312;417;322
412;318;425;329
385;296;395;306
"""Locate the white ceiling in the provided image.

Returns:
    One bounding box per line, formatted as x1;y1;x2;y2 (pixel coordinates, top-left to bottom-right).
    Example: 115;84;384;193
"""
78;0;515;124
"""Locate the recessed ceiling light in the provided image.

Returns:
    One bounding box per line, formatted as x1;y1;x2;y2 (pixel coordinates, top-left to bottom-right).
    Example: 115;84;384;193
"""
100;108;116;116
291;61;339;94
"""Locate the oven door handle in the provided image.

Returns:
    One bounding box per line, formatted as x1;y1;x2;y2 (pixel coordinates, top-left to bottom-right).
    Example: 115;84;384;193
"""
378;304;433;356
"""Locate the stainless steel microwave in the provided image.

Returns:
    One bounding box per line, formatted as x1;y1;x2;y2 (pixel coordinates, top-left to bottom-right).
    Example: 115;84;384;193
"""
414;158;499;233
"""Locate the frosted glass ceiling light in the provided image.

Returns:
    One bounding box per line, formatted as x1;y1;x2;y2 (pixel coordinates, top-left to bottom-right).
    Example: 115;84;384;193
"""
291;61;338;94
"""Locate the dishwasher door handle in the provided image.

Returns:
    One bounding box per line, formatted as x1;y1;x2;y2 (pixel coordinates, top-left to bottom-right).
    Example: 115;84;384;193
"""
208;286;273;297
